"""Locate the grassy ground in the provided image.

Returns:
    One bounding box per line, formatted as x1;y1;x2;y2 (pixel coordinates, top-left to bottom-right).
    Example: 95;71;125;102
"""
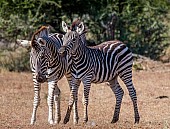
0;66;170;129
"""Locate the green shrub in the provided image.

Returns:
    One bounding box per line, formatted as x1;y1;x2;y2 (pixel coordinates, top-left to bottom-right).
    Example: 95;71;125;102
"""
0;47;30;72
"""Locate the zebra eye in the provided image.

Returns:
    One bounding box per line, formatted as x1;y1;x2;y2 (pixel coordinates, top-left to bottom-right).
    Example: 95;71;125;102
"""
39;52;44;58
73;38;76;42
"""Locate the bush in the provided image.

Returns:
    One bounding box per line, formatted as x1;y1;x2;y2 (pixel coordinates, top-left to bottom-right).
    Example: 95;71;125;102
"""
0;47;30;72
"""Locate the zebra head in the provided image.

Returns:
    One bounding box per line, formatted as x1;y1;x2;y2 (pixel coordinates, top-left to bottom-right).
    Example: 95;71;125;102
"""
59;20;85;57
30;26;52;83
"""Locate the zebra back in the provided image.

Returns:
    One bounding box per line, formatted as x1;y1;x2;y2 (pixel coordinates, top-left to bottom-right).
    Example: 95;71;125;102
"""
60;21;133;82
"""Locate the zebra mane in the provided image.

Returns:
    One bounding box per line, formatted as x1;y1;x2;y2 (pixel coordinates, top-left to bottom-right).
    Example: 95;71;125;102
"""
71;19;87;34
71;19;81;31
31;26;49;48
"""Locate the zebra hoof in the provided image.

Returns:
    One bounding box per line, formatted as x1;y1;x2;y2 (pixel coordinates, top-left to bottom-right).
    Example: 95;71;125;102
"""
30;119;35;125
73;118;79;125
63;117;69;124
54;119;61;124
30;121;35;125
73;121;78;125
83;117;88;124
111;117;119;123
48;119;54;125
55;116;61;124
134;116;140;124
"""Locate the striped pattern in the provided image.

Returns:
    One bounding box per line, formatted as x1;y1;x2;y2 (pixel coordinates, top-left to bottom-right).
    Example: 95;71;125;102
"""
59;21;140;124
29;27;74;125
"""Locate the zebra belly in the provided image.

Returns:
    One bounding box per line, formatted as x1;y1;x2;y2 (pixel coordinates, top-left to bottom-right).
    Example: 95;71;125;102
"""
91;67;117;84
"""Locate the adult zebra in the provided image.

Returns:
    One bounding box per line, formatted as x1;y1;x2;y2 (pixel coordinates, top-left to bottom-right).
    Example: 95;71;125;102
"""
19;26;75;125
59;20;140;124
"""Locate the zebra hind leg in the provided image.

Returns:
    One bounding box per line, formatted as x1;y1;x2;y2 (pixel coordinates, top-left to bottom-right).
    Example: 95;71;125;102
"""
67;77;79;125
63;80;80;124
108;78;124;123
119;70;140;124
54;86;61;124
63;91;77;124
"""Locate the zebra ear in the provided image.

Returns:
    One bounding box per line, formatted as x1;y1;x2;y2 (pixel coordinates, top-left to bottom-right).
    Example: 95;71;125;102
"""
31;26;50;47
38;26;50;39
62;21;68;32
17;39;31;47
76;22;84;34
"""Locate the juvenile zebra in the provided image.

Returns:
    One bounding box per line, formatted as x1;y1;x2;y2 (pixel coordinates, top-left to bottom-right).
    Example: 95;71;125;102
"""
59;20;140;124
19;27;63;124
18;26;69;125
19;26;88;125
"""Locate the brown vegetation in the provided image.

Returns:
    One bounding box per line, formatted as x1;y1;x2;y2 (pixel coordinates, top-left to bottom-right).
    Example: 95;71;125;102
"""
0;63;170;129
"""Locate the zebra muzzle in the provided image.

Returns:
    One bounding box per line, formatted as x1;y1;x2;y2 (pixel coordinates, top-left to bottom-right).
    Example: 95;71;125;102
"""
36;74;47;83
59;47;67;57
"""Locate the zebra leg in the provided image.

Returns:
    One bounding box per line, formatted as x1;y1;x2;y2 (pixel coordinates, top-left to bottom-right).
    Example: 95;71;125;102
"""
47;81;55;124
82;77;92;124
108;78;124;123
119;71;140;123
66;74;80;124
30;80;41;125
63;79;80;124
54;85;61;124
72;91;79;124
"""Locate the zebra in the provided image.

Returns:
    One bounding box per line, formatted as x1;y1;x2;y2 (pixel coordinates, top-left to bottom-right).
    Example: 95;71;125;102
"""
58;20;140;124
18;26;67;125
19;25;86;125
20;26;65;125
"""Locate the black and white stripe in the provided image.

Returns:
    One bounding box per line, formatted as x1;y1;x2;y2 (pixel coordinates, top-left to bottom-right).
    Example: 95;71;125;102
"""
59;21;140;124
29;27;62;125
29;26;74;125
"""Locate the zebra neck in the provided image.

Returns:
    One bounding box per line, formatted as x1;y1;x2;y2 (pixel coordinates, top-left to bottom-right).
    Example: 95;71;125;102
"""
48;44;63;68
72;40;88;60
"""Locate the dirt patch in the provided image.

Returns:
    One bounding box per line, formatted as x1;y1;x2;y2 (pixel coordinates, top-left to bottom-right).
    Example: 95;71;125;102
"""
0;67;170;129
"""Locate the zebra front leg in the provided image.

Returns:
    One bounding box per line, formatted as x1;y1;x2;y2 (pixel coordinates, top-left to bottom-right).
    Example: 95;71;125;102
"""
119;71;140;123
82;78;91;124
108;79;124;123
72;93;79;124
73;80;81;124
64;79;80;124
54;86;61;124
47;81;55;124
30;81;41;125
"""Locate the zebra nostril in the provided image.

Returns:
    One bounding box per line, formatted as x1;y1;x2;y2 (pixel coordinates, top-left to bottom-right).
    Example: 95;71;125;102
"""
59;46;66;52
59;47;67;57
59;48;63;54
36;73;43;82
36;72;47;83
59;51;67;57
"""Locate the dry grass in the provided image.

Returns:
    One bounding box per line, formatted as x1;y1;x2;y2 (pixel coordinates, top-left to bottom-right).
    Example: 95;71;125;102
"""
0;65;170;129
